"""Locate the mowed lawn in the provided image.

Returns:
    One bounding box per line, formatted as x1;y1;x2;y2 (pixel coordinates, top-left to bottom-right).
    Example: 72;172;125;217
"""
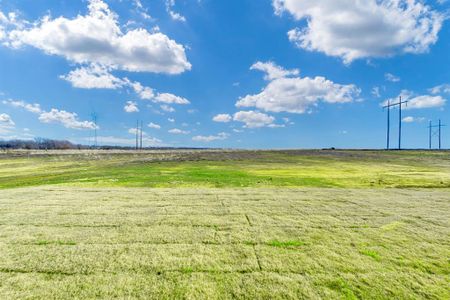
0;150;449;299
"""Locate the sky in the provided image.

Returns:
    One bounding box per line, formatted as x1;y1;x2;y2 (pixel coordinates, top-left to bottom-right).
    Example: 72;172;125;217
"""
0;0;449;149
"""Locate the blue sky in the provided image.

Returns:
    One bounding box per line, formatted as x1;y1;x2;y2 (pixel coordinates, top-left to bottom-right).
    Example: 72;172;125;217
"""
0;0;449;149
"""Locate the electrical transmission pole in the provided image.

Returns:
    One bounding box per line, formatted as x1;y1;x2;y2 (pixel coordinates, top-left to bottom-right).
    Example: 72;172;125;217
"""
91;112;98;148
429;121;433;150
140;121;143;150
428;120;446;150
383;96;408;150
136;120;139;150
386;99;390;149
438;119;446;150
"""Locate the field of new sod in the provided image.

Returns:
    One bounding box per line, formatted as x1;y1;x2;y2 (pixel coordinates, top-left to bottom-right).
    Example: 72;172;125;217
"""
0;150;449;299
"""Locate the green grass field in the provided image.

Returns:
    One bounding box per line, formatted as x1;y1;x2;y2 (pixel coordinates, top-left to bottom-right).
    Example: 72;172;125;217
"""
0;150;449;299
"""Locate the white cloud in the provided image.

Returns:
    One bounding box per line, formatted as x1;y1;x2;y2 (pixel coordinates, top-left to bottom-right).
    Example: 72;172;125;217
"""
154;93;190;104
385;73;400;83
274;0;444;63
168;128;189;134
39;109;97;130
212;114;232;123
0;11;28;42
6;0;191;74
402;116;426;123
429;84;450;95
60;64;125;89
0;113;14;126
160;104;175;112
250;61;299;80
124;101;139;113
407;95;446;109
168;118;175;123
131;84;190;106
3;100;42;113
402;116;414;123
60;67;191;106
192;132;229;142
4;99;96;130
132;0;152;21
267;123;286;128
127;80;155;100
128;128;140;135
233;111;275;128
371;87;381;98
236;61;360;114
148;122;161;129
384;90;446;110
166;0;186;22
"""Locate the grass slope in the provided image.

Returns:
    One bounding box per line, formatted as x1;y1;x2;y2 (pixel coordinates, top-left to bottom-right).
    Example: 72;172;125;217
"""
0;150;449;189
0;187;449;299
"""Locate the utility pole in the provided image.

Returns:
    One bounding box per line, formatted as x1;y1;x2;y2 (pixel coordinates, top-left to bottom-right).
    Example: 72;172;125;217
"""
429;120;433;150
136;120;139;150
428;120;445;150
383;96;408;150
438;119;446;150
398;97;403;150
386;99;390;149
140;121;143;150
91;112;98;148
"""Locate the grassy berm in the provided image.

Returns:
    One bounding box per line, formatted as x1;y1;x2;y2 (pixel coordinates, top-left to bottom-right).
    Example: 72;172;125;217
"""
0;149;449;299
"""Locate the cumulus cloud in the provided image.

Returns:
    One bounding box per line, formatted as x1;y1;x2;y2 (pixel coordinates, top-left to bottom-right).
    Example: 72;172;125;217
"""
384;90;446;110
0;113;15;126
124;101;139;113
274;0;444;63
166;0;186;22
236;61;360;114
429;84;450;95
168;128;189;134
212;114;232;123
154;93;190;104
371;87;381;98
160;104;175;112
4;99;96;130
385;73;400;83
126;80;155;100
60;66;191;106
233;111;275;128
5;0;191;73
2;100;42;113
148;122;161;129
60;64;125;89
406;95;446;109
39;109;97;130
250;61;299;80
402;116;426;123
192;132;229;142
